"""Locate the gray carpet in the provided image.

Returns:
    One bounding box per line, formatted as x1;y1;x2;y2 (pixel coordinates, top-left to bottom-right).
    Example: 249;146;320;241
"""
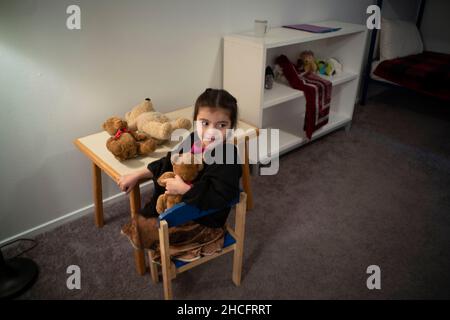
6;88;450;299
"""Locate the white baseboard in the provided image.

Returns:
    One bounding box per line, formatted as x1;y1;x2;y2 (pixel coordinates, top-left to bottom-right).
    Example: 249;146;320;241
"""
0;181;154;247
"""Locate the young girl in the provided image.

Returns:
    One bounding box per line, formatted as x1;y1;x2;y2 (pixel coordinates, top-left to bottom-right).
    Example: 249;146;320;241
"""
119;88;242;262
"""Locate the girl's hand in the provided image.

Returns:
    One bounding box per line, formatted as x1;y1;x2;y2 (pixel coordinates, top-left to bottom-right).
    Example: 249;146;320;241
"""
118;174;139;194
164;175;192;195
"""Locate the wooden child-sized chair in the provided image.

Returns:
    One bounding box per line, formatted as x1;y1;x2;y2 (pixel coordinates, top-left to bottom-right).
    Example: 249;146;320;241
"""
147;191;247;300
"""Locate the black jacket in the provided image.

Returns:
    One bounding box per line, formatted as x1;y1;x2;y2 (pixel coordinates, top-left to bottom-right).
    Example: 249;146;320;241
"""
142;132;242;228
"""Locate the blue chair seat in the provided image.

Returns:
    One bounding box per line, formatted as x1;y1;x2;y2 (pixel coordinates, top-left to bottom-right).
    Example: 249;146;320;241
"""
172;231;236;268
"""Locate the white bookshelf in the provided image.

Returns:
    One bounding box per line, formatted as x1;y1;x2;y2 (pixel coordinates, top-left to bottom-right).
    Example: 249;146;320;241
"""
223;20;367;163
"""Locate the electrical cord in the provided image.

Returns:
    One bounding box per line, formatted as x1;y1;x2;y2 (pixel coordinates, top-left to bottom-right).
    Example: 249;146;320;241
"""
0;238;38;259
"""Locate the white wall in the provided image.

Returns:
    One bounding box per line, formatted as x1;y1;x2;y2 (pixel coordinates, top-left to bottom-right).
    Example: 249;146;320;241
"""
420;0;450;53
1;0;379;243
377;0;450;53
380;0;421;20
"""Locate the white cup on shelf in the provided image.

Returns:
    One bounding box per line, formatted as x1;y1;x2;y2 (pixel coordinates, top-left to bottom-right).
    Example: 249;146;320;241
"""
254;19;268;37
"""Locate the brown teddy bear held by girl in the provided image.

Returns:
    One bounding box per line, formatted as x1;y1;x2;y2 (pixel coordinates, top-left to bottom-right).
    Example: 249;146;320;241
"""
156;152;204;214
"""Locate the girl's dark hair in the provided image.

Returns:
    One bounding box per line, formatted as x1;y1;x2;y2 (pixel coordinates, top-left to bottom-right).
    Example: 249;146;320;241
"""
193;88;238;128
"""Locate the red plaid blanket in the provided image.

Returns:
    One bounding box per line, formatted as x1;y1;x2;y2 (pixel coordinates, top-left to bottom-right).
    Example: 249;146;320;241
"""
276;55;332;139
373;51;450;101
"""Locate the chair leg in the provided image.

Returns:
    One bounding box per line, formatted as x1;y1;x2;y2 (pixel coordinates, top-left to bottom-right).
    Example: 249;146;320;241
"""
148;250;159;284
159;221;173;300
232;192;247;286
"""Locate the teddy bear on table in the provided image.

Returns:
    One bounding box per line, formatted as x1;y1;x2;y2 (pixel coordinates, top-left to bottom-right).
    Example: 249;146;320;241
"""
102;117;157;161
156;152;204;214
125;98;192;142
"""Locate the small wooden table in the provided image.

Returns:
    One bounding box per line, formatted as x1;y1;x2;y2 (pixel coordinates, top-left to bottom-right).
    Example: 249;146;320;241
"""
74;106;258;275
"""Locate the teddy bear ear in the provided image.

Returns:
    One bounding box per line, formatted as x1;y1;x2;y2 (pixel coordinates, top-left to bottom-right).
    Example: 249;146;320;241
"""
103;119;117;135
117;117;126;127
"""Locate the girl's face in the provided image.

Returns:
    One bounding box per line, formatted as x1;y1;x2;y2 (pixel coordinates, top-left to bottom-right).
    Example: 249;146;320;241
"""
195;107;232;147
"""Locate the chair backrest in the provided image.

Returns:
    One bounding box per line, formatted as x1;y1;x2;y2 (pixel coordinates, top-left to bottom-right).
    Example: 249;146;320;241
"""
158;195;241;228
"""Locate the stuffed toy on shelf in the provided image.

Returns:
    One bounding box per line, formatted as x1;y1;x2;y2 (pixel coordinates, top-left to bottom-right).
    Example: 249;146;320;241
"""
316;57;343;76
296;50;343;77
265;66;275;89
297;50;317;74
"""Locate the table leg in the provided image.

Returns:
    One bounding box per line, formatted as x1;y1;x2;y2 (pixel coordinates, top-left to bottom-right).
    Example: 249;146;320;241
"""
130;184;147;275
92;162;104;228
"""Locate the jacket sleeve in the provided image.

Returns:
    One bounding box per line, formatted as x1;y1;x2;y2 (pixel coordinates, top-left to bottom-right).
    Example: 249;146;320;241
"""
147;152;172;179
182;144;242;211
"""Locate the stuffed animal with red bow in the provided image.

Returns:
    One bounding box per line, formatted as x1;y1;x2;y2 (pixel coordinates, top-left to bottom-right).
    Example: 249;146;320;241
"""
102;117;157;161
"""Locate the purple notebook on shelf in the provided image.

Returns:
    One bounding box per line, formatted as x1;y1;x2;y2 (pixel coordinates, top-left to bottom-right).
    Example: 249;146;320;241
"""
283;24;341;33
